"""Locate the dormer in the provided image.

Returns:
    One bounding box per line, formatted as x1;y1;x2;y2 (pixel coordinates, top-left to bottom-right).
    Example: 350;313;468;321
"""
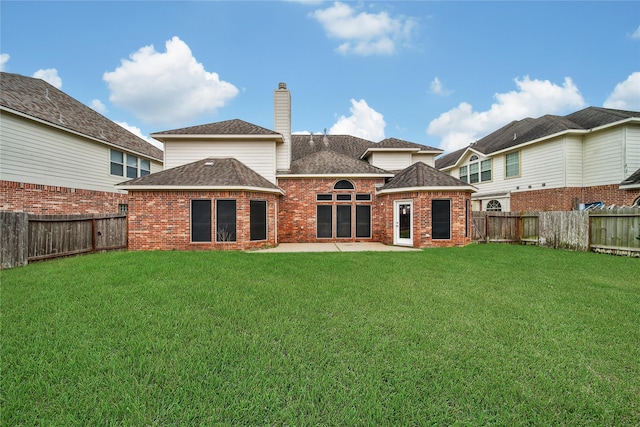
361;137;443;170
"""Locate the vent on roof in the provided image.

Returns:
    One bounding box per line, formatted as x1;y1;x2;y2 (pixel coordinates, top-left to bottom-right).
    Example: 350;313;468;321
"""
323;128;329;147
278;82;287;90
309;133;314;146
204;161;214;166
45;88;50;100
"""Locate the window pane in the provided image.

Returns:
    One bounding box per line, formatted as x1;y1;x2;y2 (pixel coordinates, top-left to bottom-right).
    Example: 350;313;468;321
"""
316;194;332;201
140;159;151;176
126;155;138;178
317;205;332;238
356;205;371;238
336;205;351;238
459;165;468;183
111;163;123;176
506;152;520;177
334;180;354;190
432;199;451;240
250;200;267;241
356;194;371;201
481;159;492;182
191;200;212;242
469;163;479;184
110;150;124;176
486;200;502;212
336;194;352;201
110;150;123;162
217;200;236;242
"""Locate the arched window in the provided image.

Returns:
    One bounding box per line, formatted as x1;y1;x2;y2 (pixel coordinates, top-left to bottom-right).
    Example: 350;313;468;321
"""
486;200;502;212
633;196;640;207
334;180;355;190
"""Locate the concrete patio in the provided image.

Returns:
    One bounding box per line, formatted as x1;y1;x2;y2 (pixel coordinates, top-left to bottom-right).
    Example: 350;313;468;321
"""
250;242;421;253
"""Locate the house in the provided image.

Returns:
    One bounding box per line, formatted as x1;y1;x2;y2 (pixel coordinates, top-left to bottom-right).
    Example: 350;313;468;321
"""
0;72;164;215
435;107;640;212
116;83;476;250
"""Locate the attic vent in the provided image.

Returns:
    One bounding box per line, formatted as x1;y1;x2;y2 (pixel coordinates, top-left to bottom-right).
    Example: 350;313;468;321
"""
45;88;50;100
513;133;517;140
309;133;314;146
323;128;329;147
58;113;64;124
204;161;214;166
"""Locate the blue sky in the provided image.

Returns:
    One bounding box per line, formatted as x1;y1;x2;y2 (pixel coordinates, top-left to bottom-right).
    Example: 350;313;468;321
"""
2;1;639;153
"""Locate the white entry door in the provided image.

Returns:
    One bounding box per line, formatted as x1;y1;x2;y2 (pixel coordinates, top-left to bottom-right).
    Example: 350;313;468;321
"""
394;200;413;246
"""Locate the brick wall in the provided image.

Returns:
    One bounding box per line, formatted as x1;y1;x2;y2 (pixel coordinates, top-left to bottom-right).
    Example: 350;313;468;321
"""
277;178;385;243
378;191;472;248
126;190;279;251
511;185;640;212
0;180;127;215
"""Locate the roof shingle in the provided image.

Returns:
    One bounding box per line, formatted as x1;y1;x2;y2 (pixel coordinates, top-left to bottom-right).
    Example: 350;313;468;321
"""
152;119;281;136
380;161;473;191
0;72;163;161
289;150;390;175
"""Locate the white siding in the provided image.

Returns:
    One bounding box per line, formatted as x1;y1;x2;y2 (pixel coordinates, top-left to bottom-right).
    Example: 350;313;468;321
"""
164;140;277;183
370;152;412;171
583;127;624;186
564;135;584;187
0;112;161;192
624;124;640;178
411;153;436;167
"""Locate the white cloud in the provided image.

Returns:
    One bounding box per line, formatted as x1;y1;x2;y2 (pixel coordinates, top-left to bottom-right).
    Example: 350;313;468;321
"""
90;99;108;114
427;76;586;153
33;68;62;89
330;99;386;141
311;2;417;56
116;121;164;150
630;26;640;39
103;36;239;126
0;53;9;71
429;76;451;96
603;72;640;110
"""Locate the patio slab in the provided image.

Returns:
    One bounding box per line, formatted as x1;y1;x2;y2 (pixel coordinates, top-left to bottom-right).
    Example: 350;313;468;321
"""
250;242;420;253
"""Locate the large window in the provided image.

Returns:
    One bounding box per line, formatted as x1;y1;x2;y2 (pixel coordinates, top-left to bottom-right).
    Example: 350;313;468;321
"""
216;200;236;242
432;199;451;240
460;155;491;183
317;205;332;238
505;152;520;178
191;200;212;243
336;205;352;238
250;200;267;241
356;205;372;238
110;149;150;178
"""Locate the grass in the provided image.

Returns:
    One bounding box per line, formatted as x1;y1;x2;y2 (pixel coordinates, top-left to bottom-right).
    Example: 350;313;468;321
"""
1;245;639;426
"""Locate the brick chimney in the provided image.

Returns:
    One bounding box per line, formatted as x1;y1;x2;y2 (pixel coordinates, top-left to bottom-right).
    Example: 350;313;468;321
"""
274;82;291;171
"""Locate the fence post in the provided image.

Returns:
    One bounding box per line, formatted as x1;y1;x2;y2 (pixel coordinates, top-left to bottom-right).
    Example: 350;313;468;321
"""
1;212;29;269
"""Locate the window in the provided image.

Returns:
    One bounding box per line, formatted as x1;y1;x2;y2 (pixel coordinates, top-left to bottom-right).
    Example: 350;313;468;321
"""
317;194;332;201
317;205;332;238
336;205;352;238
250;200;267;241
140;158;151;177
336;194;352;201
334;180;355;190
191;200;212;242
118;204;128;214
126;155;138;178
633;196;640;207
481;159;492;182
216;200;236;242
505;152;520;178
486;200;502;212
356;205;371;238
110;150;124;176
469;162;479;184
432;199;451;240
356;194;371;201
459;165;468;183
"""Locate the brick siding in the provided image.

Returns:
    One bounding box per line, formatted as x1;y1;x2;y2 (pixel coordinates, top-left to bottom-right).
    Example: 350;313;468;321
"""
126;190;279;251
0;180;127;215
511;185;640;212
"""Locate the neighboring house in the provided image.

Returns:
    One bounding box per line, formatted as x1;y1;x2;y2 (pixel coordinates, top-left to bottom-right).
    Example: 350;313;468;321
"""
117;83;476;250
435;107;640;212
0;72;163;214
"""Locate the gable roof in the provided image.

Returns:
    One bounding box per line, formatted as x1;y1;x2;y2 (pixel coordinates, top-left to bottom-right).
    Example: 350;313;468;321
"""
435;106;640;170
0;72;163;161
373;137;441;151
286;150;392;176
378;161;475;194
116;157;283;193
152;119;282;138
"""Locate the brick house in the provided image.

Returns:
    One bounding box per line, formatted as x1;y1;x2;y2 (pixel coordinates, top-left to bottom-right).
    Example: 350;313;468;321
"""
0;72;164;215
435;107;640;212
117;83;476;250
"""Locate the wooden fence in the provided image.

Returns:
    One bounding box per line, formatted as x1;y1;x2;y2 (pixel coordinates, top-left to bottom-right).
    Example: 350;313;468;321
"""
472;208;640;256
1;212;127;269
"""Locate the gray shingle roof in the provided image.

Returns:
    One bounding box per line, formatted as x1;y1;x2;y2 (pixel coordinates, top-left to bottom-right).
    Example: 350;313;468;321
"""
380;161;473;191
0;72;163;161
289;150;391;175
152;119;281;136
621;168;640;187
435;106;640;168
374;137;441;152
292;134;375;161
117;157;282;192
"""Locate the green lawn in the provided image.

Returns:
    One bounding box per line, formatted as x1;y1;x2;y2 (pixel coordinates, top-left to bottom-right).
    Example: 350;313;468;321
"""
1;245;639;426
